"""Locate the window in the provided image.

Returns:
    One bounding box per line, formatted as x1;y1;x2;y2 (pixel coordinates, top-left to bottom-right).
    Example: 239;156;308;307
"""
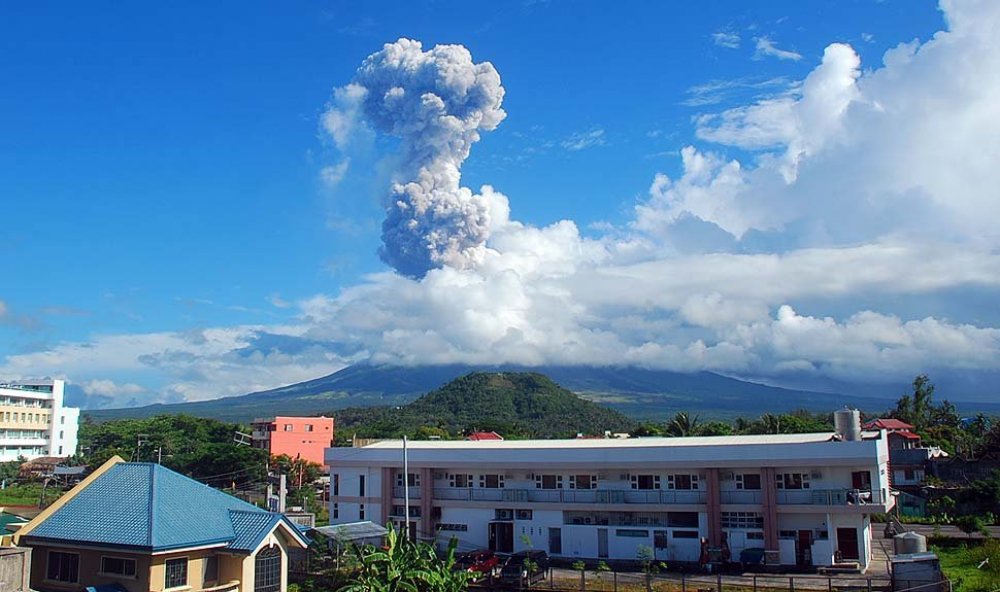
438;523;469;532
667;474;698;490
721;512;764;529
305;424;314;432
165;557;188;589
569;474;597;489
747;531;765;540
204;556;219;583
667;512;699;528
46;551;79;583
283;424;293;432
449;473;472;488
332;503;339;519
673;530;699;538
617;529;649;537
332;474;340;496
776;473;810;489
101;556;137;577
254;547;282;592
359;475;366;497
631;474;660;490
359;504;366;520
736;474;761;490
535;474;563;489
480;474;504;488
903;469;916;481
396;472;420;487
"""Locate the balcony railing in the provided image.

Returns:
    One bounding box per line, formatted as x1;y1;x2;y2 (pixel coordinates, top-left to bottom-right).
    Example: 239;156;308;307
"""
719;490;764;504
199;581;241;592
392;486;421;499
775;488;883;506
431;488;706;505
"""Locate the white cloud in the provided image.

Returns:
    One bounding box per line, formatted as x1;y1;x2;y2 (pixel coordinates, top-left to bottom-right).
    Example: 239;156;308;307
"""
6;2;1000;405
754;36;803;61
712;31;741;49
81;379;147;397
561;128;606;151
319;159;350;188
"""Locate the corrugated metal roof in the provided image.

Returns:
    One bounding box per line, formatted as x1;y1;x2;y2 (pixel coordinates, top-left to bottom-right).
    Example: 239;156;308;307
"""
229;509;280;552
312;521;388;543
25;462;286;552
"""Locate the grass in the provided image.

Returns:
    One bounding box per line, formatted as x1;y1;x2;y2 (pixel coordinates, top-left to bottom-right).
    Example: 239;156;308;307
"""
932;538;1000;592
0;483;63;507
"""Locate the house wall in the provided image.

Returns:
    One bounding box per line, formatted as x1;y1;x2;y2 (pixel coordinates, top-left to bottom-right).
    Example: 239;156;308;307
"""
255;417;335;467
149;548;221;592
27;544;153;592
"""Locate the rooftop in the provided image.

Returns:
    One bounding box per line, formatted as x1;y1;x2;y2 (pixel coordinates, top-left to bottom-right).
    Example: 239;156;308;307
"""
863;418;915;431
359;432;839;449
20;460;308;553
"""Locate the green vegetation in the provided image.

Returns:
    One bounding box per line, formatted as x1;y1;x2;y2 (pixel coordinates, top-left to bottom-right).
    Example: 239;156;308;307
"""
633;409;834;437
339;525;471;592
0;483;64;507
334;372;637;440
77;414;270;485
932;539;1000;592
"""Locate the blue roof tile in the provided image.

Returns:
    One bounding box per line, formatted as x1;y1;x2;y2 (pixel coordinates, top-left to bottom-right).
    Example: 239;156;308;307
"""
26;462;282;552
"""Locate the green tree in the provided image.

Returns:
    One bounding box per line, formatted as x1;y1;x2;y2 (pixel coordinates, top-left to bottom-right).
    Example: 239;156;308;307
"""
665;412;701;437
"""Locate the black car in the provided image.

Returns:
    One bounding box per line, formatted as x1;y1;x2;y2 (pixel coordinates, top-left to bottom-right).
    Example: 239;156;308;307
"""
498;550;549;587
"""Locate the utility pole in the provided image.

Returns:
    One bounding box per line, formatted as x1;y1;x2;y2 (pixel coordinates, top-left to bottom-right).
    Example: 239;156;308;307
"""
279;473;287;513
156;446;162;464
403;435;410;540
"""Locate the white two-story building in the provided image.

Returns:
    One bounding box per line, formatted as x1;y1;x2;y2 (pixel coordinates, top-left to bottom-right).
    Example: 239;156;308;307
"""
326;415;892;570
0;379;80;461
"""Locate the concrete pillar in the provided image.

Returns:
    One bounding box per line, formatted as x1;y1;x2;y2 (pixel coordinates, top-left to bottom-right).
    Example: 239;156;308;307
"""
420;467;434;539
380;467;393;525
761;467;779;552
705;468;723;546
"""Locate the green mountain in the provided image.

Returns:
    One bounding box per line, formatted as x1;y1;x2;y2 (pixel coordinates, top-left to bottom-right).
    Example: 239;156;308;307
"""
333;371;637;439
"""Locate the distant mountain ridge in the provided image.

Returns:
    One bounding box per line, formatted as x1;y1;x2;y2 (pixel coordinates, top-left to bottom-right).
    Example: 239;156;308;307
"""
83;363;909;423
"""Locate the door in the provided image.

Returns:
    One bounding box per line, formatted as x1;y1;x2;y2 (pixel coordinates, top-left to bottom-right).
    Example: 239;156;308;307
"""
852;471;872;490
597;528;609;558
549;527;562;555
489;522;514;553
837;527;860;560
653;530;669;561
796;530;813;566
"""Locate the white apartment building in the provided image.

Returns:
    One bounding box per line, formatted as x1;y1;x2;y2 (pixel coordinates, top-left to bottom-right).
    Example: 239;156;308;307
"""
0;379;80;461
326;419;892;570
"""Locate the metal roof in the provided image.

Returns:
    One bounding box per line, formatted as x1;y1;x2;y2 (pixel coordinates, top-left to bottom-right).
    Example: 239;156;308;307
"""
24;462;307;552
312;521;388;543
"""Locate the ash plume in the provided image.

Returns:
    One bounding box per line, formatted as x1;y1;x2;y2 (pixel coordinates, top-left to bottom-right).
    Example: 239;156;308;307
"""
330;38;506;278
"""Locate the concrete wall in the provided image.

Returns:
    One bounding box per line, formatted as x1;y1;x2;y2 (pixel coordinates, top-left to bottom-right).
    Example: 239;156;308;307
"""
0;547;31;592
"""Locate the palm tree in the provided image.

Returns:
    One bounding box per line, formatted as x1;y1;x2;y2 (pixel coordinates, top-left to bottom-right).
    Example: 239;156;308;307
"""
665;412;701;437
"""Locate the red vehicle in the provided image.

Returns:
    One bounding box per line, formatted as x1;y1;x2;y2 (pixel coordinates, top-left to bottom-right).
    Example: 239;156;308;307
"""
456;550;501;577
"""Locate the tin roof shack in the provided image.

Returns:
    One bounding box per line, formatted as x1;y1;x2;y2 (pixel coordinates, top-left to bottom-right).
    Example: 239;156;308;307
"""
891;552;946;592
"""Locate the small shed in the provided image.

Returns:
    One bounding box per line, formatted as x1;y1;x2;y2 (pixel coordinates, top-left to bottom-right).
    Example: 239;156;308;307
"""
312;521;388;551
892;552;946;592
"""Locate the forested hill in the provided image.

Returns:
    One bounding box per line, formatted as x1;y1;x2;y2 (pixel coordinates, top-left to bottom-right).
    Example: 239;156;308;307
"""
333;371;637;439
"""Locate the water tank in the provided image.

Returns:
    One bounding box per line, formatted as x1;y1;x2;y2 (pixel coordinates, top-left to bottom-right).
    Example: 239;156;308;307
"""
894;531;927;555
834;407;862;441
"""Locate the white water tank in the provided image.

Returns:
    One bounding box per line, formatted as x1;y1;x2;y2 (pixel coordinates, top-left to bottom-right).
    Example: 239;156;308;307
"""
834;407;862;441
894;531;927;555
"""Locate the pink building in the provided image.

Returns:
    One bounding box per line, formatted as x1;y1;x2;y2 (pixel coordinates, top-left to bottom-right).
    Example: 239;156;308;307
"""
251;416;335;467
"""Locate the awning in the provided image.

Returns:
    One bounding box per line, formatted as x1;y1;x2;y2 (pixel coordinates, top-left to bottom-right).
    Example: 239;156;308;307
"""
311;521;388;544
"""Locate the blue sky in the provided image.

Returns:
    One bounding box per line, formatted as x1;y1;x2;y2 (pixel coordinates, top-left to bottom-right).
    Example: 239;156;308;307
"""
3;1;998;407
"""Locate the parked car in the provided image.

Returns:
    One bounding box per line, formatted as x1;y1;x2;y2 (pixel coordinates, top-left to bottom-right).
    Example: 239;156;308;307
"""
456;549;501;577
498;550;549;587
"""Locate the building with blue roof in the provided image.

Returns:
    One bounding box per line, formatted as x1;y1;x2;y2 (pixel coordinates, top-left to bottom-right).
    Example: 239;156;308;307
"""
14;456;309;592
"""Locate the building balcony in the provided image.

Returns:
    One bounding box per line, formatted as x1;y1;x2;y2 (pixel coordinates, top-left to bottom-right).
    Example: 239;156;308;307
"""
720;490;764;504
431;488;706;505
775;488;884;506
392;486;421;499
199;580;241;592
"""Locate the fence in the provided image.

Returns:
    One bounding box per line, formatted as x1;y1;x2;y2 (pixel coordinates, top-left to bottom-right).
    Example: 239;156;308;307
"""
471;569;893;592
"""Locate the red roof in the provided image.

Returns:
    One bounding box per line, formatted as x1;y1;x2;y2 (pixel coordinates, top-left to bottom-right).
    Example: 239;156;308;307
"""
892;431;921;440
863;418;915;430
466;431;504;441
